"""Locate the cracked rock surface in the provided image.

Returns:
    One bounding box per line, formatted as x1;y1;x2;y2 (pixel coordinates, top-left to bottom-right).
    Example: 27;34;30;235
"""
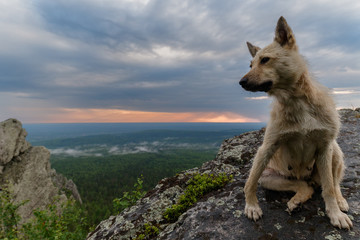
0;118;82;223
87;109;360;240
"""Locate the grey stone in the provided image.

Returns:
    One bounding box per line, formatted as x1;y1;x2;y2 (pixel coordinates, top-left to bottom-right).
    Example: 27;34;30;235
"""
51;169;83;204
0;118;82;223
0;119;30;166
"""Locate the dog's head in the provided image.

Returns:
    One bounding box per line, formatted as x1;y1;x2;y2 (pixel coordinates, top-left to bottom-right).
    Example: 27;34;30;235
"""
240;16;304;94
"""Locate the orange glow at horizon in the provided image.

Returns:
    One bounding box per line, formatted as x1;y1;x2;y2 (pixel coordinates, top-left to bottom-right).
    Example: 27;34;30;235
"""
31;108;261;123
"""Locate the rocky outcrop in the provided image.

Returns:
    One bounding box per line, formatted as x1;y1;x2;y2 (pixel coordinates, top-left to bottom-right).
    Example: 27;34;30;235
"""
0;118;82;223
51;169;83;204
87;109;360;240
0;119;30;170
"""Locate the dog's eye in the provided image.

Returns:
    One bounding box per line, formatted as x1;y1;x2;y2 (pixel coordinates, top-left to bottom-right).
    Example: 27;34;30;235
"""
260;57;270;64
249;64;252;68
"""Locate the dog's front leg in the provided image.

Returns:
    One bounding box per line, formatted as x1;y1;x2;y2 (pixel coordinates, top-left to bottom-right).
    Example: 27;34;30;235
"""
317;144;353;229
244;139;279;221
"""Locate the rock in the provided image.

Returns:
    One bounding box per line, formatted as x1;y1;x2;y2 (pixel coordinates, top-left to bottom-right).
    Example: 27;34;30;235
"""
0;118;82;223
51;169;83;204
0;119;30;166
87;109;360;240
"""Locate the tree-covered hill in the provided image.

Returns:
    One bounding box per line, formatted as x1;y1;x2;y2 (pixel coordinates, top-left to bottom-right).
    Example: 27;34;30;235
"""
51;149;216;225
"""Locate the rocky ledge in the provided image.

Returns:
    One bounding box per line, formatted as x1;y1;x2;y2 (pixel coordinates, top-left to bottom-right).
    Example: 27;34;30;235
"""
0;118;82;223
87;109;360;240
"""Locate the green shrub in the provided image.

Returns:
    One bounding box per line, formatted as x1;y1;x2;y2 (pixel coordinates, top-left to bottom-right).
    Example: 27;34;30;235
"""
163;173;233;223
134;223;159;240
0;185;27;239
22;198;89;240
113;175;146;214
0;184;89;240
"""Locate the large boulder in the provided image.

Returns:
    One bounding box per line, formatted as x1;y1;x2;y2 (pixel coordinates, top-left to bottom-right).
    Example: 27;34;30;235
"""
87;109;360;240
0;119;30;167
0;118;82;223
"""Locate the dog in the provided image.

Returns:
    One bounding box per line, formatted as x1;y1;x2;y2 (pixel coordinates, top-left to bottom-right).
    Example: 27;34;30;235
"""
239;16;352;229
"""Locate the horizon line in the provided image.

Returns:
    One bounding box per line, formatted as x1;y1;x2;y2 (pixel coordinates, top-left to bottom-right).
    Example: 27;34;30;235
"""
23;121;265;124
10;108;263;124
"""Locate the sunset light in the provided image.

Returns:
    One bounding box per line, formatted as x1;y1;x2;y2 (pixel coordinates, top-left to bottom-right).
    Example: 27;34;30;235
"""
27;108;261;123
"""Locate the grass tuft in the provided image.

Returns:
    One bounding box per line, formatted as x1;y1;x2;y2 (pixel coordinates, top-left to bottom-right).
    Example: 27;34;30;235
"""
163;173;233;223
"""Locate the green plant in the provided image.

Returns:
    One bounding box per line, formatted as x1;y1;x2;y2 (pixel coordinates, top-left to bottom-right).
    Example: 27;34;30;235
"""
134;223;159;240
22;198;89;240
113;175;146;214
1;185;88;240
0;185;27;239
163;173;233;223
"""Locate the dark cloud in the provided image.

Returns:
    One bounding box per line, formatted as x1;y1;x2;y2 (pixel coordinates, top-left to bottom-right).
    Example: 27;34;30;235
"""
0;0;359;122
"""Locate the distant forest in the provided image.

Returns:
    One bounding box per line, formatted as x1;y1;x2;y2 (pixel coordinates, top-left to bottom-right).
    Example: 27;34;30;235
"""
29;125;263;226
51;149;216;225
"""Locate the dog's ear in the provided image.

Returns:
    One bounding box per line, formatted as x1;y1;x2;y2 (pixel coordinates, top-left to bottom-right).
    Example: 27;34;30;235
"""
274;16;297;49
247;42;261;58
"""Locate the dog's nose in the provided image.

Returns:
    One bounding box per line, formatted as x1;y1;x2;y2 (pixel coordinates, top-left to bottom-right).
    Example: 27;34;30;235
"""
239;77;248;86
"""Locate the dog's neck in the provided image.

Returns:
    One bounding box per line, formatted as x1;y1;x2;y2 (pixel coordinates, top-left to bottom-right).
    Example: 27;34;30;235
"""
270;70;340;135
271;71;317;123
272;72;310;102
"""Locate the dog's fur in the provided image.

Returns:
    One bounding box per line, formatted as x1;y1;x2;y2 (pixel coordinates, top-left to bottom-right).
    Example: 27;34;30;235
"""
239;16;352;229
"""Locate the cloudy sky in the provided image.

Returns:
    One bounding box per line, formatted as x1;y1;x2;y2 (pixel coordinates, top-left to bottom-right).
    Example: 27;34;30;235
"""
1;0;359;123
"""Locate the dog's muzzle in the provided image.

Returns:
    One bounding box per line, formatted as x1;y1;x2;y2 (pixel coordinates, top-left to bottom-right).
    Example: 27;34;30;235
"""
239;77;273;92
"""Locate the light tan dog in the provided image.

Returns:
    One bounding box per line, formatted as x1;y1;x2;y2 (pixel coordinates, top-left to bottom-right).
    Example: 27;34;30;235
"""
239;16;352;229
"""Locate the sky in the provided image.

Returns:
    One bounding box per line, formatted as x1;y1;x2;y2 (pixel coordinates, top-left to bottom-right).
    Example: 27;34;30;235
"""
1;0;360;123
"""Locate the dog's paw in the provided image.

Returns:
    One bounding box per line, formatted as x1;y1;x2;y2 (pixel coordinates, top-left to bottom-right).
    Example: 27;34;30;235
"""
245;203;263;221
337;197;349;212
328;210;353;230
286;185;313;212
287;199;300;212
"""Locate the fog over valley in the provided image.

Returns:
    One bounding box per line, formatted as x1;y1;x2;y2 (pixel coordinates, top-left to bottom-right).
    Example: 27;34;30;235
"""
48;140;220;157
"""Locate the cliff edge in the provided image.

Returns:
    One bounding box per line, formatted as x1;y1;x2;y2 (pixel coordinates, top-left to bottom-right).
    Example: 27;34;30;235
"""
87;109;360;240
0;118;82;223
